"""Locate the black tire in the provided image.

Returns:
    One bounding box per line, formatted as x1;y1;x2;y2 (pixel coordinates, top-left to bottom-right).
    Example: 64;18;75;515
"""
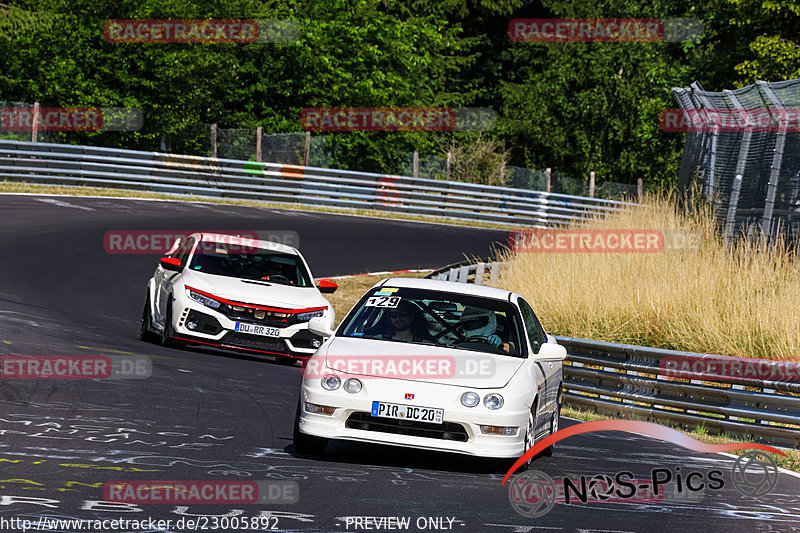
139;293;158;342
542;389;562;457
161;297;183;348
293;401;328;456
518;400;539;472
276;355;297;366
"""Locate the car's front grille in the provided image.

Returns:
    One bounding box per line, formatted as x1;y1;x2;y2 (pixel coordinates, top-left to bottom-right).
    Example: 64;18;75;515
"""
345;412;469;442
221;332;288;353
222;306;293;326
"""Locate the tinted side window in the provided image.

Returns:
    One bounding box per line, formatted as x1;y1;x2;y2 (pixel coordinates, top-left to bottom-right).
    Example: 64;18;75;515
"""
175;237;195;267
518;298;546;354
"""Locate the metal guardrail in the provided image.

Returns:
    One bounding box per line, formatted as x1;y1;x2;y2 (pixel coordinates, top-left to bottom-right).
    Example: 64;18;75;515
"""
426;261;800;448
0;140;638;228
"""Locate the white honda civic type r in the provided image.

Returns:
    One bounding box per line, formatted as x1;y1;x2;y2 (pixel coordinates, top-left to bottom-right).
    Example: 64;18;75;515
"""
140;232;338;364
294;277;565;465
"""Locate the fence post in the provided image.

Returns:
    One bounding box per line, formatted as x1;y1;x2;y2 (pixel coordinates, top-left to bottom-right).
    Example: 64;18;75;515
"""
446;151;451;179
31;102;40;143
637;178;643;201
256;126;262;162
304;131;310;166
413;150;419;178
758;81;788;239
210;123;217;158
724;91;753;243
545;167;551;193
589;171;595;198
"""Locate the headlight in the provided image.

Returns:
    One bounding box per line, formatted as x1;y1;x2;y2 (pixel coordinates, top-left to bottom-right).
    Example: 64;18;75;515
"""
321;374;341;391
484;393;504;409
296;309;326;321
461;392;480;407
186;289;221;309
343;378;362;394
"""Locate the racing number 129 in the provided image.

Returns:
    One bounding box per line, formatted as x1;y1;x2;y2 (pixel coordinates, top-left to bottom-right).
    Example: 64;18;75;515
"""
366;296;401;308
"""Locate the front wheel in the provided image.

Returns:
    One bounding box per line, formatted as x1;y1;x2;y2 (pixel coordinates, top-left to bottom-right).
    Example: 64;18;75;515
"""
161;297;183;349
140;293;158;342
541;389;562;457
293;401;329;456
517;403;539;472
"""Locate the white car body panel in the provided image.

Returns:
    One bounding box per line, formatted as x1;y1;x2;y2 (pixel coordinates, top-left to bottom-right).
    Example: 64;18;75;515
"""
297;277;564;459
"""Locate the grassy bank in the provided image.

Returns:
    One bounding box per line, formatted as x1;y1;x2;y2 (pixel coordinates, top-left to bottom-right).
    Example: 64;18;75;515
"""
496;195;800;360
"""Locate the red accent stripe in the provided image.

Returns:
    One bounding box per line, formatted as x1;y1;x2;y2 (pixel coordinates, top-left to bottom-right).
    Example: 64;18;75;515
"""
185;285;327;314
174;336;310;359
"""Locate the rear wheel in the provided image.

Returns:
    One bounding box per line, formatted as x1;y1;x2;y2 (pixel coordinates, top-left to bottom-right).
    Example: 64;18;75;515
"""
542;389;562;457
140;293;158;342
293;400;329;456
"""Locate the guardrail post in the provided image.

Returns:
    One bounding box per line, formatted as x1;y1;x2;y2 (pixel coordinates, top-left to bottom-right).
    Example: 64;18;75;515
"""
474;263;486;285
447;268;458;282
210;123;218;159
489;262;500;284
304;131;310;166
446;151;451;179
637;178;643;201
546;168;551;193
589;171;595;198
458;265;471;283
256;126;262;162
413;150;419;178
31;102;40;143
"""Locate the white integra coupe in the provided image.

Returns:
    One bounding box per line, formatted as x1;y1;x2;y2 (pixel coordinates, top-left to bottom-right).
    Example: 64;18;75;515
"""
140;232;337;364
294;278;565;465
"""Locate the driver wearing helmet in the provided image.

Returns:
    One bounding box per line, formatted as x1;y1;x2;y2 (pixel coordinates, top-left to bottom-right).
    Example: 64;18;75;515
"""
460;306;514;355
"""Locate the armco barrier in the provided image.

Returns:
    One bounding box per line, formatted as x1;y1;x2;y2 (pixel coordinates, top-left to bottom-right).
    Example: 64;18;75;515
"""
426;261;800;448
0;140;637;227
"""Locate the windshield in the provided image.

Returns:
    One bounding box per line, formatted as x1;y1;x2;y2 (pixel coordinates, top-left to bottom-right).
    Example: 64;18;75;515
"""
338;286;525;357
188;242;313;287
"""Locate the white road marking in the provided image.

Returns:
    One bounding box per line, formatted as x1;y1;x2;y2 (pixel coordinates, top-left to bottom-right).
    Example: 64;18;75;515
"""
36;198;94;211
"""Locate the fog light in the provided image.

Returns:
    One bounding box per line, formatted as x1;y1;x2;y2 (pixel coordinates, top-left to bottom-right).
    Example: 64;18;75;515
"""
480;425;518;435
304;401;335;415
186;321;198;331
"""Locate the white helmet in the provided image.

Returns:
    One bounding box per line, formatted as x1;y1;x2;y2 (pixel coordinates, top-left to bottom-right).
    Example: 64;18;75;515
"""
461;306;497;338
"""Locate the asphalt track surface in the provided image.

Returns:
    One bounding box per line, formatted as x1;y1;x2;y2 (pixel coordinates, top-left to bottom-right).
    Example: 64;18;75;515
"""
0;194;798;533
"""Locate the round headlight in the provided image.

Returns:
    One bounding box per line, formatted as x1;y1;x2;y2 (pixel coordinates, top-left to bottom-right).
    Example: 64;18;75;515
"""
343;378;362;394
321;374;341;391
484;393;504;409
461;392;480;407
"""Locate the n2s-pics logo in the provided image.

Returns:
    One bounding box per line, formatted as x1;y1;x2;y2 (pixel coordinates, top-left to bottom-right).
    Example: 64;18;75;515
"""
503;420;782;518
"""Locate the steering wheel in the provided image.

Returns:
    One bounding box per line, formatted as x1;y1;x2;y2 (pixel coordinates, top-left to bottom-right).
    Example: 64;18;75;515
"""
453;335;493;346
261;274;291;283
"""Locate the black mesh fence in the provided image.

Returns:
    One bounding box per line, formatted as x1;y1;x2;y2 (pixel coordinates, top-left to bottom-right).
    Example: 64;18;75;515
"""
674;79;800;241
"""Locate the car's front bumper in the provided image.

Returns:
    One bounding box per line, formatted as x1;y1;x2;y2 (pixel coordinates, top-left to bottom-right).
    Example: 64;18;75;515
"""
171;295;323;358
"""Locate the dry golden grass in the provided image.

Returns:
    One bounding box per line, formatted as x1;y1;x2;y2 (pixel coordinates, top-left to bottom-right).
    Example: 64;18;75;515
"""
496;194;800;361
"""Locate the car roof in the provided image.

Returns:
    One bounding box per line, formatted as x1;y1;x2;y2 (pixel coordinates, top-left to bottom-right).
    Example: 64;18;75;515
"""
195;232;299;255
377;277;515;301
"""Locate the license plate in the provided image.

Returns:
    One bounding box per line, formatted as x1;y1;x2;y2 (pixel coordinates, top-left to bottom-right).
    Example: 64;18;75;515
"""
234;322;280;337
371;401;443;424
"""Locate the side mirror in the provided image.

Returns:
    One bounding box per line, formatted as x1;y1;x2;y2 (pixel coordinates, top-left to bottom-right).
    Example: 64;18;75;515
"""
535;342;567;363
316;279;338;294
159;257;183;272
308;316;334;338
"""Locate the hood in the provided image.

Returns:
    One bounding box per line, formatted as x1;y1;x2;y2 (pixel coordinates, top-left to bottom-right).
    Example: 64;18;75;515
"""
320;337;525;389
182;271;330;310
